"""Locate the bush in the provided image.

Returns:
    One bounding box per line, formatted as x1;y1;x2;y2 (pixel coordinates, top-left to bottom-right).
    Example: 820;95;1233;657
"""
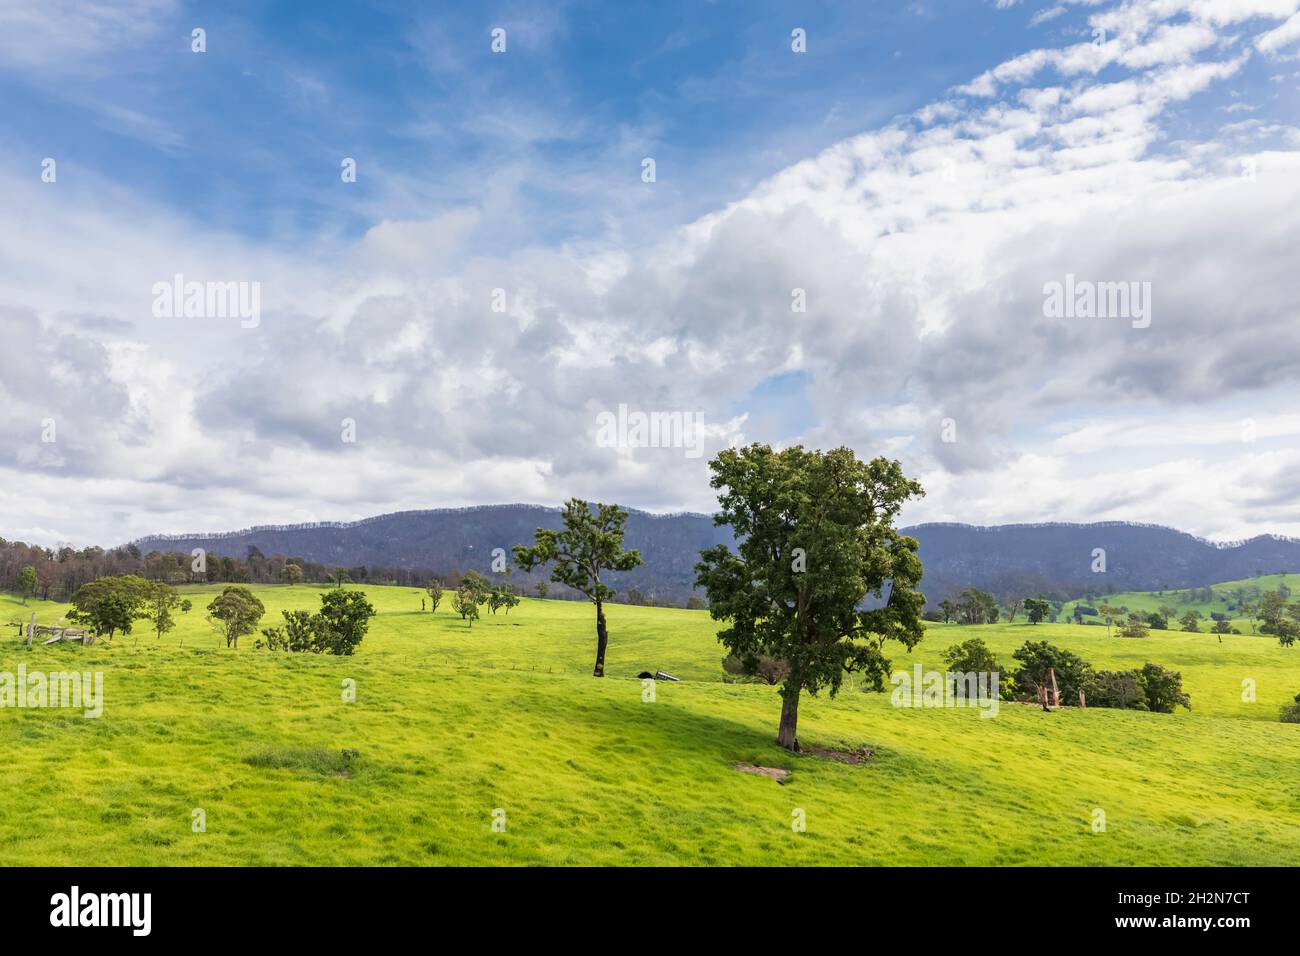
258;588;375;655
1012;641;1093;706
941;638;1014;699
1087;670;1147;710
1136;662;1191;713
1085;663;1190;713
1120;614;1150;638
1281;694;1300;724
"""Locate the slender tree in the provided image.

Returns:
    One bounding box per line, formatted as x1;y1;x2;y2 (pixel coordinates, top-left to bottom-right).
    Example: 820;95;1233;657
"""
514;499;643;677
144;580;180;640
16;565;36;605
937;598;957;623
452;586;480;626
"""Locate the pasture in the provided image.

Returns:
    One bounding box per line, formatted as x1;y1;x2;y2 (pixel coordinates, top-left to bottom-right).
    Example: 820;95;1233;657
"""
1;584;1298;866
1063;573;1296;632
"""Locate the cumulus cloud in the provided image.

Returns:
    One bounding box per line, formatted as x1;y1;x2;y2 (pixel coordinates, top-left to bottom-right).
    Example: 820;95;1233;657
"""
2;0;1300;545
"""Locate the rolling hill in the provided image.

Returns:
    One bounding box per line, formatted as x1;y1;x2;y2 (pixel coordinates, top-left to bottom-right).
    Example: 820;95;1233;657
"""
133;509;1300;606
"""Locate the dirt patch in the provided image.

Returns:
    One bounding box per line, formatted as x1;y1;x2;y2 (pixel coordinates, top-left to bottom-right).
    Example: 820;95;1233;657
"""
735;764;791;782
800;745;874;764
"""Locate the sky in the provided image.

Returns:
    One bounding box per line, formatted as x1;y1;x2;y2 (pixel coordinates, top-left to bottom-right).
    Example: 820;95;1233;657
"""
2;0;1300;548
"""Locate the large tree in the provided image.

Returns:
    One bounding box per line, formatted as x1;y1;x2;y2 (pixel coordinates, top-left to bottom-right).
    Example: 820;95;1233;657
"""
68;575;150;640
513;499;644;677
693;444;925;752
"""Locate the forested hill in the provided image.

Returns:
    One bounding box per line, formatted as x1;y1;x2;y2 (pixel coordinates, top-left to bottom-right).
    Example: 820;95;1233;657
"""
905;522;1300;603
135;505;732;603
133;509;1300;606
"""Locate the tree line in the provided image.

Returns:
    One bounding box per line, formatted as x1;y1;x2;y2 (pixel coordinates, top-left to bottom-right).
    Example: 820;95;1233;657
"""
58;575;374;655
941;637;1191;713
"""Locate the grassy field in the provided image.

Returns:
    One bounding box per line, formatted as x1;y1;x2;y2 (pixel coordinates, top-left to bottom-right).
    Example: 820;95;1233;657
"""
2;583;1299;866
1064;572;1297;632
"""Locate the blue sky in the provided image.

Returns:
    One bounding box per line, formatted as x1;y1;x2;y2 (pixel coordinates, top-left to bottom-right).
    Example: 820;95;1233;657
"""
2;0;1300;546
1;1;1147;244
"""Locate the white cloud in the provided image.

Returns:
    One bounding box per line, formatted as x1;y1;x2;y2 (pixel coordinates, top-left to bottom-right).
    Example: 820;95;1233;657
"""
3;0;1300;546
0;0;175;74
1257;11;1300;52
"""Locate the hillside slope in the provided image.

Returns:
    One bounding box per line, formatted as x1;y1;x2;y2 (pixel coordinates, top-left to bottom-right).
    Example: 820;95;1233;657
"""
133;509;1300;605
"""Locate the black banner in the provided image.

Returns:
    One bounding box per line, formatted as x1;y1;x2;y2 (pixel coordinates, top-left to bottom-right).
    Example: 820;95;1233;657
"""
0;866;1283;942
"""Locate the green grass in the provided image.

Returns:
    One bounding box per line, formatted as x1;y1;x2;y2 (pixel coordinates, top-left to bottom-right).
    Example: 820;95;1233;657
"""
1;584;1299;866
1065;572;1298;632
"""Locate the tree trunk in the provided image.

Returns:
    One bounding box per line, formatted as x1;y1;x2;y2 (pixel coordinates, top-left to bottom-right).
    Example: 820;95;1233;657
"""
777;685;801;752
593;600;608;677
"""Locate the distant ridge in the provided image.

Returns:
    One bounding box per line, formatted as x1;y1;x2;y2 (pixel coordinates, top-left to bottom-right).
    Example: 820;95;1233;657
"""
133;508;1300;605
906;521;1300;551
137;503;714;543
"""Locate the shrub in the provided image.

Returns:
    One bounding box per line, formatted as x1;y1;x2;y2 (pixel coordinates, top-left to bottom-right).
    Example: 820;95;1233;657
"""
1085;663;1190;713
942;637;1013;699
1012;641;1093;706
1087;670;1147;710
1120;614;1150;638
258;588;375;655
1280;694;1300;724
1136;662;1190;713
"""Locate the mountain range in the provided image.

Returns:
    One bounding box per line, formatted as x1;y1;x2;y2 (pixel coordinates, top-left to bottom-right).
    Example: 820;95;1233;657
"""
132;506;1300;606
